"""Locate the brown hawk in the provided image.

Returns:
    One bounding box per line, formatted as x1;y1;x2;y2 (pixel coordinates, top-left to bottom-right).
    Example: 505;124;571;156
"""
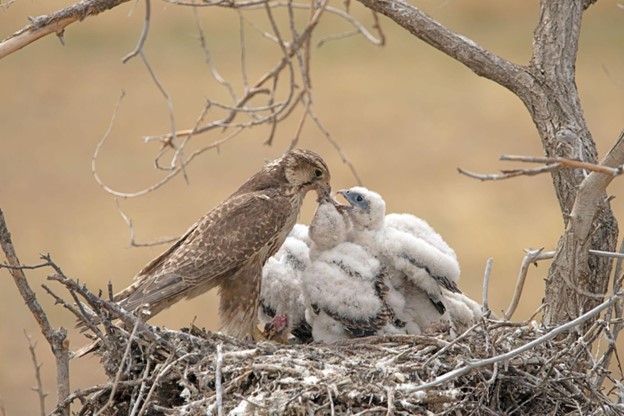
108;149;331;340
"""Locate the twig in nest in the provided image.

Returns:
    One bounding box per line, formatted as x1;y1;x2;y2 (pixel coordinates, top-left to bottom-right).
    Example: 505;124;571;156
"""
504;247;624;321
505;248;552;321
129;360;153;416
423;320;483;367
327;384;335;415
591;235;624;389
216;343;224;416
482;257;494;314
413;292;623;393
95;317;142;416
385;387;394;416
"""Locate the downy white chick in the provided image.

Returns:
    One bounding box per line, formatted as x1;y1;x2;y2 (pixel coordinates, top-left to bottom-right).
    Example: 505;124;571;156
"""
338;187;461;333
302;242;406;343
302;195;404;343
259;235;312;343
308;195;352;260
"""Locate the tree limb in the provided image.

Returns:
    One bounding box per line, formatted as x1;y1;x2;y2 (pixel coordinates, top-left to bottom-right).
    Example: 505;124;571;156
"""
355;0;531;96
570;130;624;240
0;0;130;60
0;210;70;416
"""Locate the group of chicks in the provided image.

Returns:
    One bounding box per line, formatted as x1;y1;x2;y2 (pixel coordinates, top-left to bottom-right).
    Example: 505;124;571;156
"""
258;187;482;344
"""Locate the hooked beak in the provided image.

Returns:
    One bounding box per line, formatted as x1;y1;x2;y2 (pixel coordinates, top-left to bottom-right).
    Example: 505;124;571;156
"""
315;183;332;203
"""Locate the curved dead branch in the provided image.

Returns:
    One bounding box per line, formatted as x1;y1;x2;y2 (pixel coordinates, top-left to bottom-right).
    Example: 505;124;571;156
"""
0;0;130;60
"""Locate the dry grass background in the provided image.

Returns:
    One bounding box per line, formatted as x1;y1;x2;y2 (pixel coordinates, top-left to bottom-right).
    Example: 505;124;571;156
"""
0;0;622;414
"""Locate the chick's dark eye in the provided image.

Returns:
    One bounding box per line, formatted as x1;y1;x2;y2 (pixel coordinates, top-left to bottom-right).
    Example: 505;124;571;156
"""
314;169;323;178
356;195;363;202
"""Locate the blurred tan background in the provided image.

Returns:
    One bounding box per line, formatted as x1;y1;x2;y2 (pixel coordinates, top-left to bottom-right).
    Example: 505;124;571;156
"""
1;0;622;413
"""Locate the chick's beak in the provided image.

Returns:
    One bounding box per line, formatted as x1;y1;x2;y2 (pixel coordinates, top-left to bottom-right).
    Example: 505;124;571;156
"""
332;189;353;211
337;189;352;204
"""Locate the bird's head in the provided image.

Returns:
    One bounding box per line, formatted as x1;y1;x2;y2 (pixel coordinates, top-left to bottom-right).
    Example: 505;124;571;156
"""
281;149;332;199
337;187;386;230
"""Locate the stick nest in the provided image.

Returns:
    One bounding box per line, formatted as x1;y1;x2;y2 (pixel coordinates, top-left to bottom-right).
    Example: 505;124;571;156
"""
71;316;620;415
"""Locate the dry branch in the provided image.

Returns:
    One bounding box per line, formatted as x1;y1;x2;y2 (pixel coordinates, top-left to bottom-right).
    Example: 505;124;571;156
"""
458;163;561;182
0;0;130;60
25;332;47;416
0;210;70;416
500;154;624;176
459;152;624;183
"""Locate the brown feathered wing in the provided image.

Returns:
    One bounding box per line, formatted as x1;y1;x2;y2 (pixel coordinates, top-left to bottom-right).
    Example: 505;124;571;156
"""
116;190;293;317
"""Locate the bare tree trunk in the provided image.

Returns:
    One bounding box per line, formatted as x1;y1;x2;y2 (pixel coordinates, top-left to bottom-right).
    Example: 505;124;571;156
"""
356;0;619;326
522;0;618;327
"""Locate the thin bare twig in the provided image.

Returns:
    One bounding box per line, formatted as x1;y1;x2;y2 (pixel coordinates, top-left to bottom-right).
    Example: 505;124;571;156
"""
305;101;362;184
25;332;47;416
592;236;624;389
94;317;142;416
505;247;624;321
458;163;561;181
0;261;52;270
191;7;237;102
412;292;623;393
121;0;151;63
129;360;153;416
327;384;335;415
137;352;199;416
500;154;624;176
115;199;178;247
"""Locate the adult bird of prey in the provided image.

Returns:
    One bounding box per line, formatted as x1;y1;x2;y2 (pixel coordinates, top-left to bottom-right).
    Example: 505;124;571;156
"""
107;149;331;341
338;187;463;334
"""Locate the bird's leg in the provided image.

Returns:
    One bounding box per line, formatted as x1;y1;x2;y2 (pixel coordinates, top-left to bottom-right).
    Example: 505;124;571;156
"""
218;266;261;340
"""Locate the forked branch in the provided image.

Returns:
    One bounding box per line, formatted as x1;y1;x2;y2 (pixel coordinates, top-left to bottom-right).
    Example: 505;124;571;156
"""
0;210;70;416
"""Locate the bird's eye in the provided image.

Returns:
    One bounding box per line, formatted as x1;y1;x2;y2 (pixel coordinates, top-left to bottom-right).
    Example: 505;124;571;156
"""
356;195;364;202
314;168;323;178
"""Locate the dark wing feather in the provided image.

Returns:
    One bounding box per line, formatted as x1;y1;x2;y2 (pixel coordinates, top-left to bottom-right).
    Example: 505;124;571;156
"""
292;320;313;343
400;253;462;294
428;294;447;315
118;190;292;313
322;307;389;338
